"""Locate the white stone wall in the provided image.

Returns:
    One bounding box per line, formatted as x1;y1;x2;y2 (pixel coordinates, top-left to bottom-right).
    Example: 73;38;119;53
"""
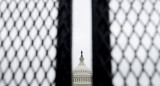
73;74;92;86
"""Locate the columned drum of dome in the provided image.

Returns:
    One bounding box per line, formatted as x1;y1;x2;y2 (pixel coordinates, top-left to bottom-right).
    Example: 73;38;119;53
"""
73;51;92;86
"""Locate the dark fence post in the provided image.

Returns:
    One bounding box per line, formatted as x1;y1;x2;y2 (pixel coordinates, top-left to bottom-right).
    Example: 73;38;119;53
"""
92;0;112;86
56;0;72;86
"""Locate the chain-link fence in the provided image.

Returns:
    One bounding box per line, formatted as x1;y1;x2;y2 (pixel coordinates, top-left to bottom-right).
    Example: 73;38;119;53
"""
109;0;160;86
92;0;160;86
0;0;72;86
1;0;160;86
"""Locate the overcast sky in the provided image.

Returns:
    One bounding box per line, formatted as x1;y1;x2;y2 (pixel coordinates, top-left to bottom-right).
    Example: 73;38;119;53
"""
72;0;92;69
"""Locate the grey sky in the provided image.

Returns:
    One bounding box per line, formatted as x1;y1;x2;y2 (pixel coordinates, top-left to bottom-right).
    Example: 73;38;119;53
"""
72;0;92;69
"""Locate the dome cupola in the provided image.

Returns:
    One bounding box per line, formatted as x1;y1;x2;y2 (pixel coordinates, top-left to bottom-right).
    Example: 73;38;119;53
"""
73;51;91;74
79;51;84;64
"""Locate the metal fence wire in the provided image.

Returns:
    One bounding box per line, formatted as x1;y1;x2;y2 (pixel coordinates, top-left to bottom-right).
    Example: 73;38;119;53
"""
109;0;160;86
1;0;160;86
92;0;160;86
0;0;72;86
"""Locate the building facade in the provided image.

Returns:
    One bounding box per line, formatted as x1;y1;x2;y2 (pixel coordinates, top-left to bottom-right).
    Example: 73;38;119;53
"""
73;51;92;86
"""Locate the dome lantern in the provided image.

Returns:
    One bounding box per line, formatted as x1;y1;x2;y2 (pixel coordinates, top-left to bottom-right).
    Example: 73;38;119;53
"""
79;50;84;64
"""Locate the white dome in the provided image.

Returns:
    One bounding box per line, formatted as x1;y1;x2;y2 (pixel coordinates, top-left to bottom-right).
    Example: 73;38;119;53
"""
73;51;91;74
72;51;92;86
73;64;91;74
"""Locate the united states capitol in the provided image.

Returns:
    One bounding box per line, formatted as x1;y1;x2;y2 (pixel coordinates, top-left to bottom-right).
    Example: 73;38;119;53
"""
72;51;92;86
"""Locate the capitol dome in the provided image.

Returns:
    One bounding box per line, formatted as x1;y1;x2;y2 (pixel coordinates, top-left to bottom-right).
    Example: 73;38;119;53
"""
72;51;92;86
73;64;91;74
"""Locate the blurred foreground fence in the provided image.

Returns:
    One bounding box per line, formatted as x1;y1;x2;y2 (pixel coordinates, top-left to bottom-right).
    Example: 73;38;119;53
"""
109;0;160;86
92;0;160;86
0;0;72;86
0;0;160;86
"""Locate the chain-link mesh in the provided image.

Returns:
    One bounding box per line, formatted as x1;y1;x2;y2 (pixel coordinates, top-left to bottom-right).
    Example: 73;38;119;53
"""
109;0;160;86
0;0;72;86
1;0;160;86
